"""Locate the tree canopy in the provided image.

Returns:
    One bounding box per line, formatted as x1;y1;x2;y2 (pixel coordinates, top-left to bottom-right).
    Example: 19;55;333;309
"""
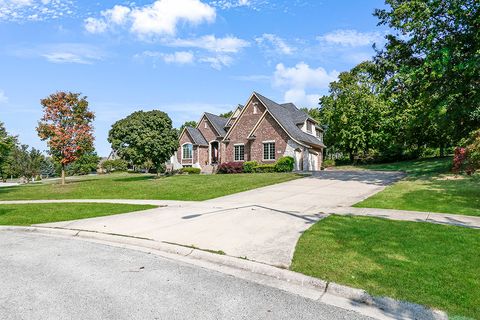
37;92;95;184
108;110;178;174
310;0;479;163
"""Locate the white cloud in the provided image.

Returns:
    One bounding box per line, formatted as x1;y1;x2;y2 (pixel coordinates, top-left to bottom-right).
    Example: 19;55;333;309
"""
317;29;383;47
138;50;194;65
208;0;269;10
0;0;74;22
255;33;295;55
0;90;8;104
273;62;338;107
199;55;233;70
84;0;216;37
169;35;249;53
84;17;108;34
14;43;106;64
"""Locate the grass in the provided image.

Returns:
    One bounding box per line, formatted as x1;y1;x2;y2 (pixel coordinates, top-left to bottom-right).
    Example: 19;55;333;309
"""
0;173;300;201
0;203;156;226
345;157;480;216
291;215;480;319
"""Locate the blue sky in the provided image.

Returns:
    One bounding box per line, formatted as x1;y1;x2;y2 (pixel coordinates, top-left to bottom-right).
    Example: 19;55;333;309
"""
0;0;388;156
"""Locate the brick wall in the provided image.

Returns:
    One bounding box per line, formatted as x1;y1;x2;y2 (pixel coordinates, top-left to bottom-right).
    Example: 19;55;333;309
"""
223;96;266;162
250;112;290;164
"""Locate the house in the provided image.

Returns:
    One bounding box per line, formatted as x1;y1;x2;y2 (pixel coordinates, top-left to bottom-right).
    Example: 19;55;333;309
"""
170;92;326;172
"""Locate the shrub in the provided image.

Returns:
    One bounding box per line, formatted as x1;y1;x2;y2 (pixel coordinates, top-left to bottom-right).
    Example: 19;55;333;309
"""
243;161;258;173
253;164;276;173
180;167;201;174
102;159;128;173
218;162;244;174
274;156;294;172
323;159;335;167
453;129;480;175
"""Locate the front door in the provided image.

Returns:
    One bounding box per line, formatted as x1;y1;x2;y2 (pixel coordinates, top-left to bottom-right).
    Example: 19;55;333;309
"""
210;141;219;164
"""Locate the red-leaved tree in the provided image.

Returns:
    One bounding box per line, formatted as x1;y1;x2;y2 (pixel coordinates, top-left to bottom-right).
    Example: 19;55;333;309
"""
37;92;95;185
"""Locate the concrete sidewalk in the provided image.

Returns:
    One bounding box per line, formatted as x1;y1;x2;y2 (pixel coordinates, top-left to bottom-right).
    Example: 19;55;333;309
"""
327;207;480;229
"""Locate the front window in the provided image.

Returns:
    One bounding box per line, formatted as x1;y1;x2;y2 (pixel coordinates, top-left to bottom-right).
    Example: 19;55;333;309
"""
182;144;193;159
234;145;245;161
263;142;275;160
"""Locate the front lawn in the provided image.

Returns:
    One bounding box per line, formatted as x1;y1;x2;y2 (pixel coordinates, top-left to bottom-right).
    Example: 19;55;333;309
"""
0;173;300;201
348;157;480;216
291;215;480;319
0;203;156;225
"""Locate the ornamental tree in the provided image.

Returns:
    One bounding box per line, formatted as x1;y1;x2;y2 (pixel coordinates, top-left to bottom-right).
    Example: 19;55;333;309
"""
37;92;95;185
108;110;178;175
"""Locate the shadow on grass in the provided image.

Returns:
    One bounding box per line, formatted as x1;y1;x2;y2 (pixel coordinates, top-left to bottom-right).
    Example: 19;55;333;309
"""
292;216;480;319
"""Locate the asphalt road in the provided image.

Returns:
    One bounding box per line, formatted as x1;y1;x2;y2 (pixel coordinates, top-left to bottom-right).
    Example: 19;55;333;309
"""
0;231;373;320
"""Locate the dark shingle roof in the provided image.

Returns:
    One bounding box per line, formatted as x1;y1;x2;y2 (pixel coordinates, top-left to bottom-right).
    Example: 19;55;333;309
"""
185;127;208;146
204;112;228;137
254;92;326;148
280;103;309;124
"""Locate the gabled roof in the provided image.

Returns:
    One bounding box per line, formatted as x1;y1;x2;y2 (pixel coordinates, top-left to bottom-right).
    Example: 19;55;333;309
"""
204;112;228;137
253;92;326;148
185;127;208;146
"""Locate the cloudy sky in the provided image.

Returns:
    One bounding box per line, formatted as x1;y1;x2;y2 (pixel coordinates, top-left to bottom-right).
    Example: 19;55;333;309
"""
0;0;388;156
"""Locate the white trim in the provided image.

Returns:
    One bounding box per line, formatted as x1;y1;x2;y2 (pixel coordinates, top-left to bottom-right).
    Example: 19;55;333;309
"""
262;141;276;161
208;140;219;164
223;92;256;140
196;114;221;137
247;111;267;138
234;144;245;162
181;142;193;161
262;140;275;143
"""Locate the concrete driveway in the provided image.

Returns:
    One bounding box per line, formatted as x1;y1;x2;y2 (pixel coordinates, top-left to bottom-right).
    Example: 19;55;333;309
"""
40;171;404;267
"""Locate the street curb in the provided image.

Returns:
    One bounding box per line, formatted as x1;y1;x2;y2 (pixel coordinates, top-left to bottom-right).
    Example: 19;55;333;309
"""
1;225;447;320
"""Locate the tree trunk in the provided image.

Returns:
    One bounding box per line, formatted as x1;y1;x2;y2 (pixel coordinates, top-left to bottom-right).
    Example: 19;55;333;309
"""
61;165;66;185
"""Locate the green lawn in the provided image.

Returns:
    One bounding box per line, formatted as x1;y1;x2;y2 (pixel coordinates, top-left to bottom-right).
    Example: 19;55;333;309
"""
0;203;156;225
348;157;480;216
291;215;480;319
0;173;300;201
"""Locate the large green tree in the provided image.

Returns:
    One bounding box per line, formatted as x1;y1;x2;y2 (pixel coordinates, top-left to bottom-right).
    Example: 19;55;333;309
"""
316;62;390;162
108;110;178;175
374;0;480;148
0;122;17;181
9;145;44;183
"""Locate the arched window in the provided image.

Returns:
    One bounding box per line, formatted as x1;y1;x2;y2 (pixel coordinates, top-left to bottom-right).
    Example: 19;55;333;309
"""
182;143;193;160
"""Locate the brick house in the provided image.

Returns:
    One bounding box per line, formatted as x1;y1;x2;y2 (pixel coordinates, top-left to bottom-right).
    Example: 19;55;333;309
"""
170;92;325;172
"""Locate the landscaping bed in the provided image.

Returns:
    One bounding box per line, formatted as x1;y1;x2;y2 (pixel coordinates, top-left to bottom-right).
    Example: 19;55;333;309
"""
291;215;480;319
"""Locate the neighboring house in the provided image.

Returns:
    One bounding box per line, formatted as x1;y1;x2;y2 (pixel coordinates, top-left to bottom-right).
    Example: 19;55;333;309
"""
170;92;326;172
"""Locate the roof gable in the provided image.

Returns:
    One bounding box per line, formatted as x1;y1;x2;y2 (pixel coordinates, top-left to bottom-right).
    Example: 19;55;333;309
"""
183;127;208;146
203;112;228;137
253;92;325;148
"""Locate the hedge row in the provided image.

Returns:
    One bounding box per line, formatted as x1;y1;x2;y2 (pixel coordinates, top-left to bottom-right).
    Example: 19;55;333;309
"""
217;156;294;174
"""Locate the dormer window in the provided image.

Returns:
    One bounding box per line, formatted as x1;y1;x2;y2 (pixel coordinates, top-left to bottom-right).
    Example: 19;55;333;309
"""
306;121;313;133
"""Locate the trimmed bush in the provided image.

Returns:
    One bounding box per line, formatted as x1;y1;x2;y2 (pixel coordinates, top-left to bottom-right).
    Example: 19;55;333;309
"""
102;159;128;173
218;162;244;174
180;167;201;174
274;156;294;172
243;161;258;173
323;159;335;167
253;164;276;173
